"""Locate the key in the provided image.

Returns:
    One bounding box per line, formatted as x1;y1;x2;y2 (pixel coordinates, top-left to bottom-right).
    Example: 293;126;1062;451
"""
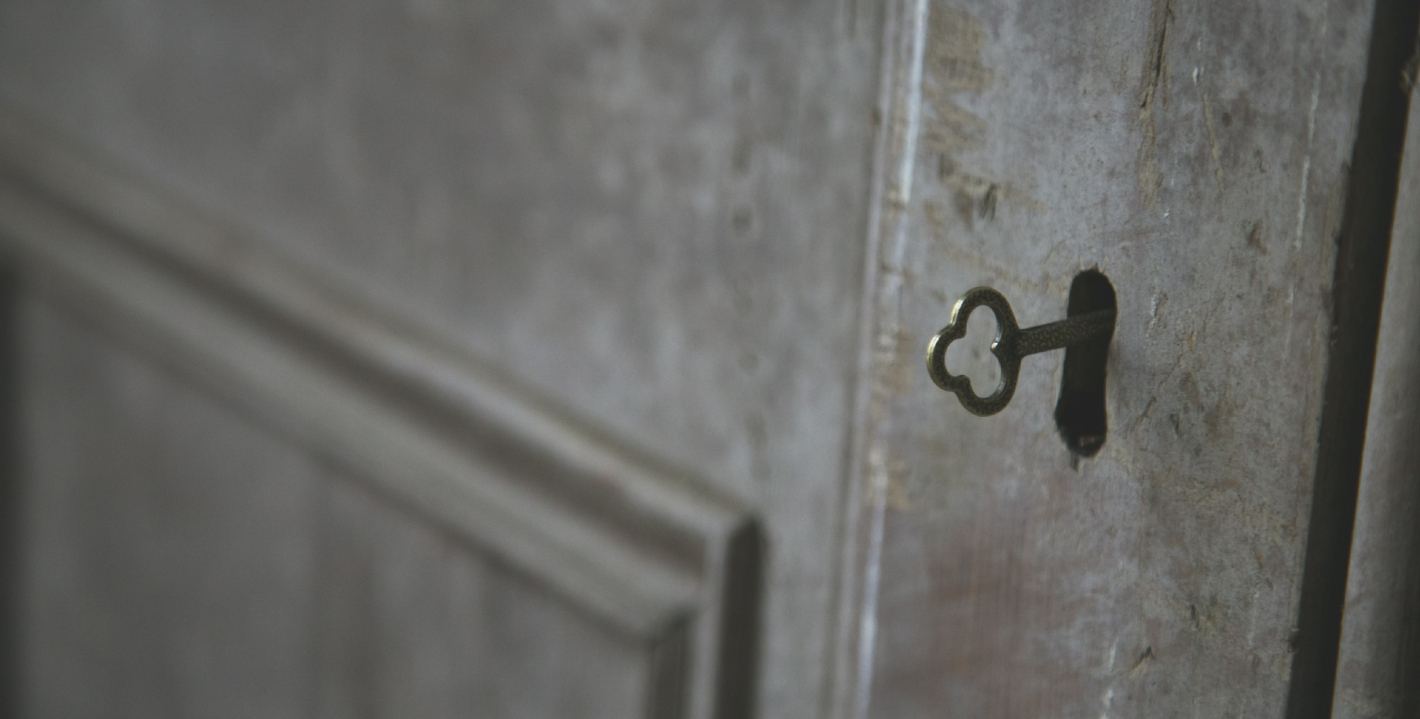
926;287;1116;416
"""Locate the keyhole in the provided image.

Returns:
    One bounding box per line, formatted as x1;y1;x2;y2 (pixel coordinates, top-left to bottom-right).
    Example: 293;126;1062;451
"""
1054;270;1116;458
943;305;1001;395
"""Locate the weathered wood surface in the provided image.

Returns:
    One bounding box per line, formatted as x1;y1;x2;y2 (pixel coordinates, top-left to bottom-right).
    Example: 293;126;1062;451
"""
1330;86;1420;719
853;0;1382;716
2;0;1411;715
19;298;651;718
0;0;887;715
0;107;767;716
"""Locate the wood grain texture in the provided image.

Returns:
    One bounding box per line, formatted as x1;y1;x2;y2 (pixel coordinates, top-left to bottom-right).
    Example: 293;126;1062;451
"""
0;108;757;718
851;0;1379;716
1329;81;1420;719
0;2;885;712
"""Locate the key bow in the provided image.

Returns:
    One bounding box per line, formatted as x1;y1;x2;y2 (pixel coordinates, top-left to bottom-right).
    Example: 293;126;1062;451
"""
927;287;1116;416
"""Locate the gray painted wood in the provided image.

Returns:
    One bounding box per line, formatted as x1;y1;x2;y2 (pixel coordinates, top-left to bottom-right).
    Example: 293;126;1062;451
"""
0;0;1406;716
312;476;650;719
1330;83;1420;719
0;110;759;716
19;296;323;719
0;106;733;634
18;298;656;718
0;2;884;713
850;0;1382;716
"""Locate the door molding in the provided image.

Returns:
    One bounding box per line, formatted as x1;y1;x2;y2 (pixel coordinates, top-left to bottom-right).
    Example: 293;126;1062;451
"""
0;105;759;719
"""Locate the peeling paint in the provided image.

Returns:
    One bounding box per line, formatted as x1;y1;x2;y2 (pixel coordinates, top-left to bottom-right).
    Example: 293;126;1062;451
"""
918;4;1039;220
921;4;992;156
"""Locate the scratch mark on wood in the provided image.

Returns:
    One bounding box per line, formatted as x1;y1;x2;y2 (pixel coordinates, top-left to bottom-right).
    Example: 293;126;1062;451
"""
1284;71;1321;362
1202;92;1225;191
1129;645;1155;678
1294;72;1322;253
1128;395;1157;435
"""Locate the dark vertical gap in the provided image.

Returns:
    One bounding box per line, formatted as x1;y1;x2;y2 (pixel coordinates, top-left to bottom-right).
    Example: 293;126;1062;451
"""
1396;381;1420;717
714;518;763;719
646;615;691;719
1285;2;1420;717
1054;270;1116;459
0;262;21;719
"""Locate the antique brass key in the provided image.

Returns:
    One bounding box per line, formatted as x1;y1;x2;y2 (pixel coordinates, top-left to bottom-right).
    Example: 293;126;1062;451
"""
927;287;1116;416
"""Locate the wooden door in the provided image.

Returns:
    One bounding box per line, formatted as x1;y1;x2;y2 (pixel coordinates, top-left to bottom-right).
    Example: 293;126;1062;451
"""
848;0;1420;717
0;0;1416;718
0;0;882;716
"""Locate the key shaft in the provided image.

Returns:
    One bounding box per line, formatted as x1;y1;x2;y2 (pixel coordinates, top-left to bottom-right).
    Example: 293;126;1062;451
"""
1006;308;1117;359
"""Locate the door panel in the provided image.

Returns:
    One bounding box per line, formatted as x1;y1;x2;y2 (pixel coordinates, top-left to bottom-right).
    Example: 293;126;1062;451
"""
313;472;650;719
852;0;1391;716
21;299;322;719
20;299;651;718
0;109;757;717
0;2;884;713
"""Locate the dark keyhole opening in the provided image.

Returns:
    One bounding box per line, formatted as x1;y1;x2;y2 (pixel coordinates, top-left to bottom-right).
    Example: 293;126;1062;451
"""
1054;270;1116;458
